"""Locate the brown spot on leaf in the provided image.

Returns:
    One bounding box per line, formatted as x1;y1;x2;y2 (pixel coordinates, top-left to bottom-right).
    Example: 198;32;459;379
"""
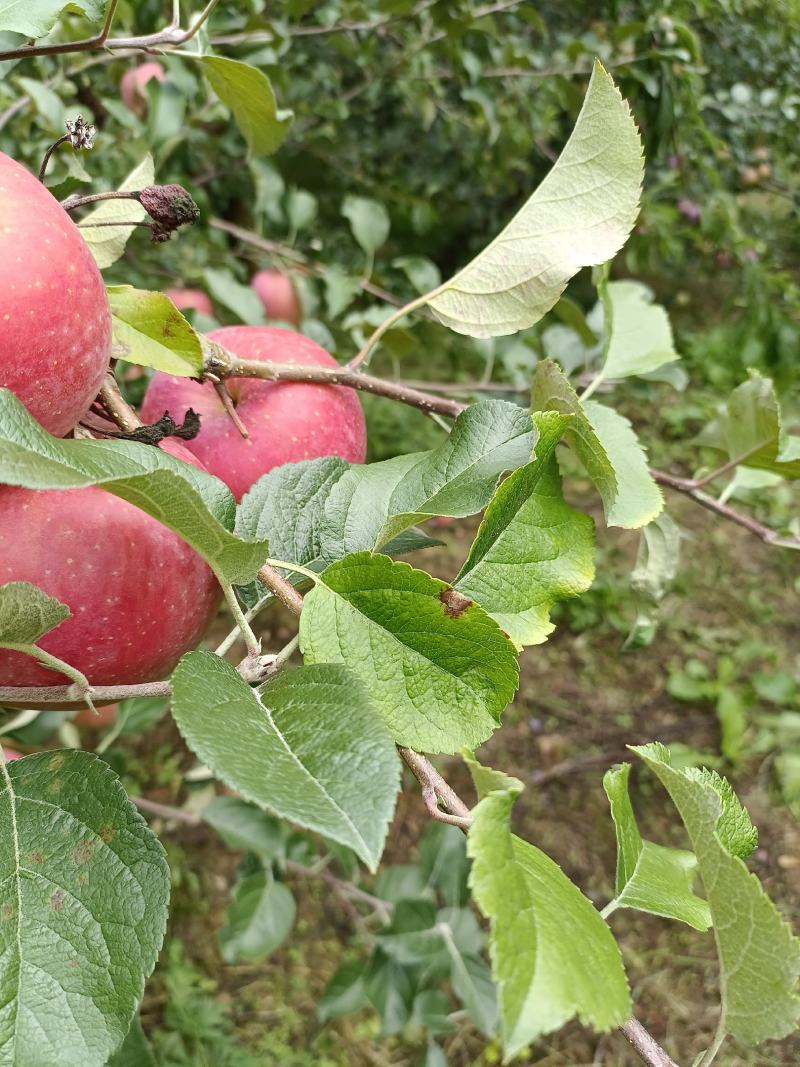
439;587;473;619
1;902;13;922
28;850;44;865
50;890;64;912
48;754;65;771
98;824;114;844
48;779;62;794
78;873;88;886
72;840;95;865
67;959;80;969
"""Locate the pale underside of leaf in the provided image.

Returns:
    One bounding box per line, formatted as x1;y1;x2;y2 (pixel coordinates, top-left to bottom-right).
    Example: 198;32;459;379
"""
0;582;69;645
532;359;661;529
467;785;631;1057
633;743;800;1045
81;156;155;270
599;279;679;381
426;61;643;337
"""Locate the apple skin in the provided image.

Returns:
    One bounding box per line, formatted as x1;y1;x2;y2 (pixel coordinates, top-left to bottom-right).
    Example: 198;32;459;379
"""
0;152;111;437
120;62;165;112
251;270;301;325
2;748;23;761
74;703;117;730
165;288;213;316
0;441;221;704
140;326;367;500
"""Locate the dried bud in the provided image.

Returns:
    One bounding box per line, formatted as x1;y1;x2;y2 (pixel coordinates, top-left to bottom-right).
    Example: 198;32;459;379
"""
139;183;200;242
65;115;96;151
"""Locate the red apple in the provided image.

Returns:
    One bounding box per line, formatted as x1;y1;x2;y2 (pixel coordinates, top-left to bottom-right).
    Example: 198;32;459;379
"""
251;270;301;325
74;703;117;730
120;62;166;112
165;288;213;316
0;441;221;706
2;748;23;761
0;152;111;437
140;326;367;500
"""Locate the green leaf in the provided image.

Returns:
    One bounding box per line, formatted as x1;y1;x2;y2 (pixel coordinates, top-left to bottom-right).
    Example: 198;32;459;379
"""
0;388;269;584
0;581;68;646
465;758;631;1056
300;553;519;753
318;960;369;1021
237;457;350;574
81;156;155;270
441;929;498;1036
342;195;391;256
220;869;296;963
321;400;535;558
0;751;169;1066
108;285;204;376
532;359;662;528
0;0;102;37
0;389;269;586
203;796;286;861
603;764;711;930
597;279;679;382
204;266;266;324
426;62;642;337
107;1018;157;1067
171;653;400;871
286;187;317;234
633;743;800;1045
702;372;800;480
0;581;81;684
195;56;293;158
455;411;595;647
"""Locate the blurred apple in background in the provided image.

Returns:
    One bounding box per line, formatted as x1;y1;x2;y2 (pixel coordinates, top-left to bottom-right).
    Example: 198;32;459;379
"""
165;287;213;316
251;269;301;325
74;704;118;730
120;62;165;113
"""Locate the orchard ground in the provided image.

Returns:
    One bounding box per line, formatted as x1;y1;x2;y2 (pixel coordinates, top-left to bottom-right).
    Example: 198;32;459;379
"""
107;415;798;1067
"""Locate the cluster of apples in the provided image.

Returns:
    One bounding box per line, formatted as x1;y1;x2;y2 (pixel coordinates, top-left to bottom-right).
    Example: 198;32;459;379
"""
0;148;366;711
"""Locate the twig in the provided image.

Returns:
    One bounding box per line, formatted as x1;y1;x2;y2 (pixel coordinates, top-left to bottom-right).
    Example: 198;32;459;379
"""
285;860;392;918
133;795;199;825
208;217;416;310
652;469;800;549
214;353;464;419
62;190;141;212
398;747;473;827
621;1019;680;1067
256;564;305;617
0;681;172;707
97;372;142;432
131;794;392;915
0;0;219;61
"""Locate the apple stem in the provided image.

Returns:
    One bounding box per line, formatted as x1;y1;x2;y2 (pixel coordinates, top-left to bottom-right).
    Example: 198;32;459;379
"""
38;133;70;183
208;376;249;439
98;372;142;432
220;583;261;656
